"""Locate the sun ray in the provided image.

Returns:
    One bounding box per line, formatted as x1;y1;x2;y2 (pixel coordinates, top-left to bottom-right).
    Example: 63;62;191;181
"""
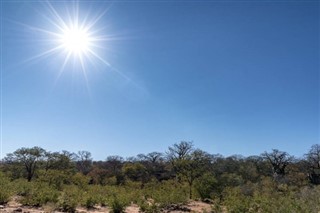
9;20;62;38
79;53;91;95
23;45;64;63
86;48;136;84
85;10;108;32
56;51;72;81
46;1;69;31
87;48;111;67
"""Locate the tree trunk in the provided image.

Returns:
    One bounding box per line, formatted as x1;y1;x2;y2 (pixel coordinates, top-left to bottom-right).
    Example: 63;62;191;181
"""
189;181;193;199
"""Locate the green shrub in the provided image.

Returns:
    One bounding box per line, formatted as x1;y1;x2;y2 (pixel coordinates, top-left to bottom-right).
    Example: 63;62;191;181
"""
194;173;217;200
58;185;83;212
296;186;320;213
20;182;59;206
12;178;32;196
138;199;160;213
142;180;188;209
0;172;14;204
223;187;252;213
85;196;97;209
110;195;128;213
94;183;141;207
37;170;73;190
221;184;320;213
71;173;90;190
211;200;223;213
82;186;106;209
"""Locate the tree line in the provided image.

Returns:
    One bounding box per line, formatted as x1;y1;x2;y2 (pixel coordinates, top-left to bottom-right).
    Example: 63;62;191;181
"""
1;142;320;200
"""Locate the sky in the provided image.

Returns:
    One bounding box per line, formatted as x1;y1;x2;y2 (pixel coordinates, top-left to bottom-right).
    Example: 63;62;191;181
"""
1;0;319;160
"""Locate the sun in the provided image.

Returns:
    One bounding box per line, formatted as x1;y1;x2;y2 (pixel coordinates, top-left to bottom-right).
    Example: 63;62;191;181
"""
60;26;91;55
20;1;134;87
22;1;113;77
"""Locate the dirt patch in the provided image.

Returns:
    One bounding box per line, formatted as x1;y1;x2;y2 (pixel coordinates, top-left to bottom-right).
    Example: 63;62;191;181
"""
0;200;212;213
165;201;212;213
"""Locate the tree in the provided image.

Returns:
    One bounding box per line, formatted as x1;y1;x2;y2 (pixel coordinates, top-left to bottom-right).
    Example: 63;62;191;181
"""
305;144;320;184
122;162;148;183
44;151;76;172
167;141;194;162
262;149;293;180
87;167;109;185
306;144;320;169
105;155;125;185
194;172;217;200
76;151;93;175
137;152;168;181
105;155;124;175
4;147;46;181
246;155;270;178
138;152;163;164
174;149;212;199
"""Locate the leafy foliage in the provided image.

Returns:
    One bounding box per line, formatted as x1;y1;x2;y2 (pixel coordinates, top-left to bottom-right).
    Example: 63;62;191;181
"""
0;143;319;212
58;185;83;212
110;195;129;213
0;172;14;204
20;182;59;206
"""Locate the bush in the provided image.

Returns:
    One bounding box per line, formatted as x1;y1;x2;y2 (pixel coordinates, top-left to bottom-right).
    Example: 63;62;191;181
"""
71;173;90;190
221;183;320;213
0;172;14;204
110;195;128;213
20;182;59;206
12;178;32;196
222;187;253;213
194;173;217;200
37;170;73;190
82;185;107;209
85;196;98;209
138;199;160;213
296;186;320;213
58;185;83;212
142;180;188;209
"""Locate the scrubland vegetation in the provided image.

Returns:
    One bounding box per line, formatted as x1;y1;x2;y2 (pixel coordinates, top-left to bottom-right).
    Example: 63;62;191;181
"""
1;142;320;212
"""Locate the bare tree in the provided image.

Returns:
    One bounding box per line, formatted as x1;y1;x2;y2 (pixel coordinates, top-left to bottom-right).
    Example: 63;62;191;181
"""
306;144;320;169
305;144;320;184
105;155;124;175
140;152;164;164
76;151;93;175
137;152;167;181
167;141;194;162
262;149;293;180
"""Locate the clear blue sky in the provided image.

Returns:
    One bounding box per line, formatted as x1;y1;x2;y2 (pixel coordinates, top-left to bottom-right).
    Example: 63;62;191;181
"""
1;0;319;160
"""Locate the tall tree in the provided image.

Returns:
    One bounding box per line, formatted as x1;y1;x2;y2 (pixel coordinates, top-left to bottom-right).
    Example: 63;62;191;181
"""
138;152;164;164
44;151;76;171
174;149;212;199
4;147;46;181
262;149;293;180
105;155;124;175
305;144;320;184
167;141;194;162
76;151;93;175
137;152;167;180
306;144;320;169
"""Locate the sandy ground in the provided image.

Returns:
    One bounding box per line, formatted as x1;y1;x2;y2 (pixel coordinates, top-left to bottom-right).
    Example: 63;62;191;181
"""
0;198;212;213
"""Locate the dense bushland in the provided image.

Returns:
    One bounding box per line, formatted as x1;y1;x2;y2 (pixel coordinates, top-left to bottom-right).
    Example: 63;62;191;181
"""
1;142;320;212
